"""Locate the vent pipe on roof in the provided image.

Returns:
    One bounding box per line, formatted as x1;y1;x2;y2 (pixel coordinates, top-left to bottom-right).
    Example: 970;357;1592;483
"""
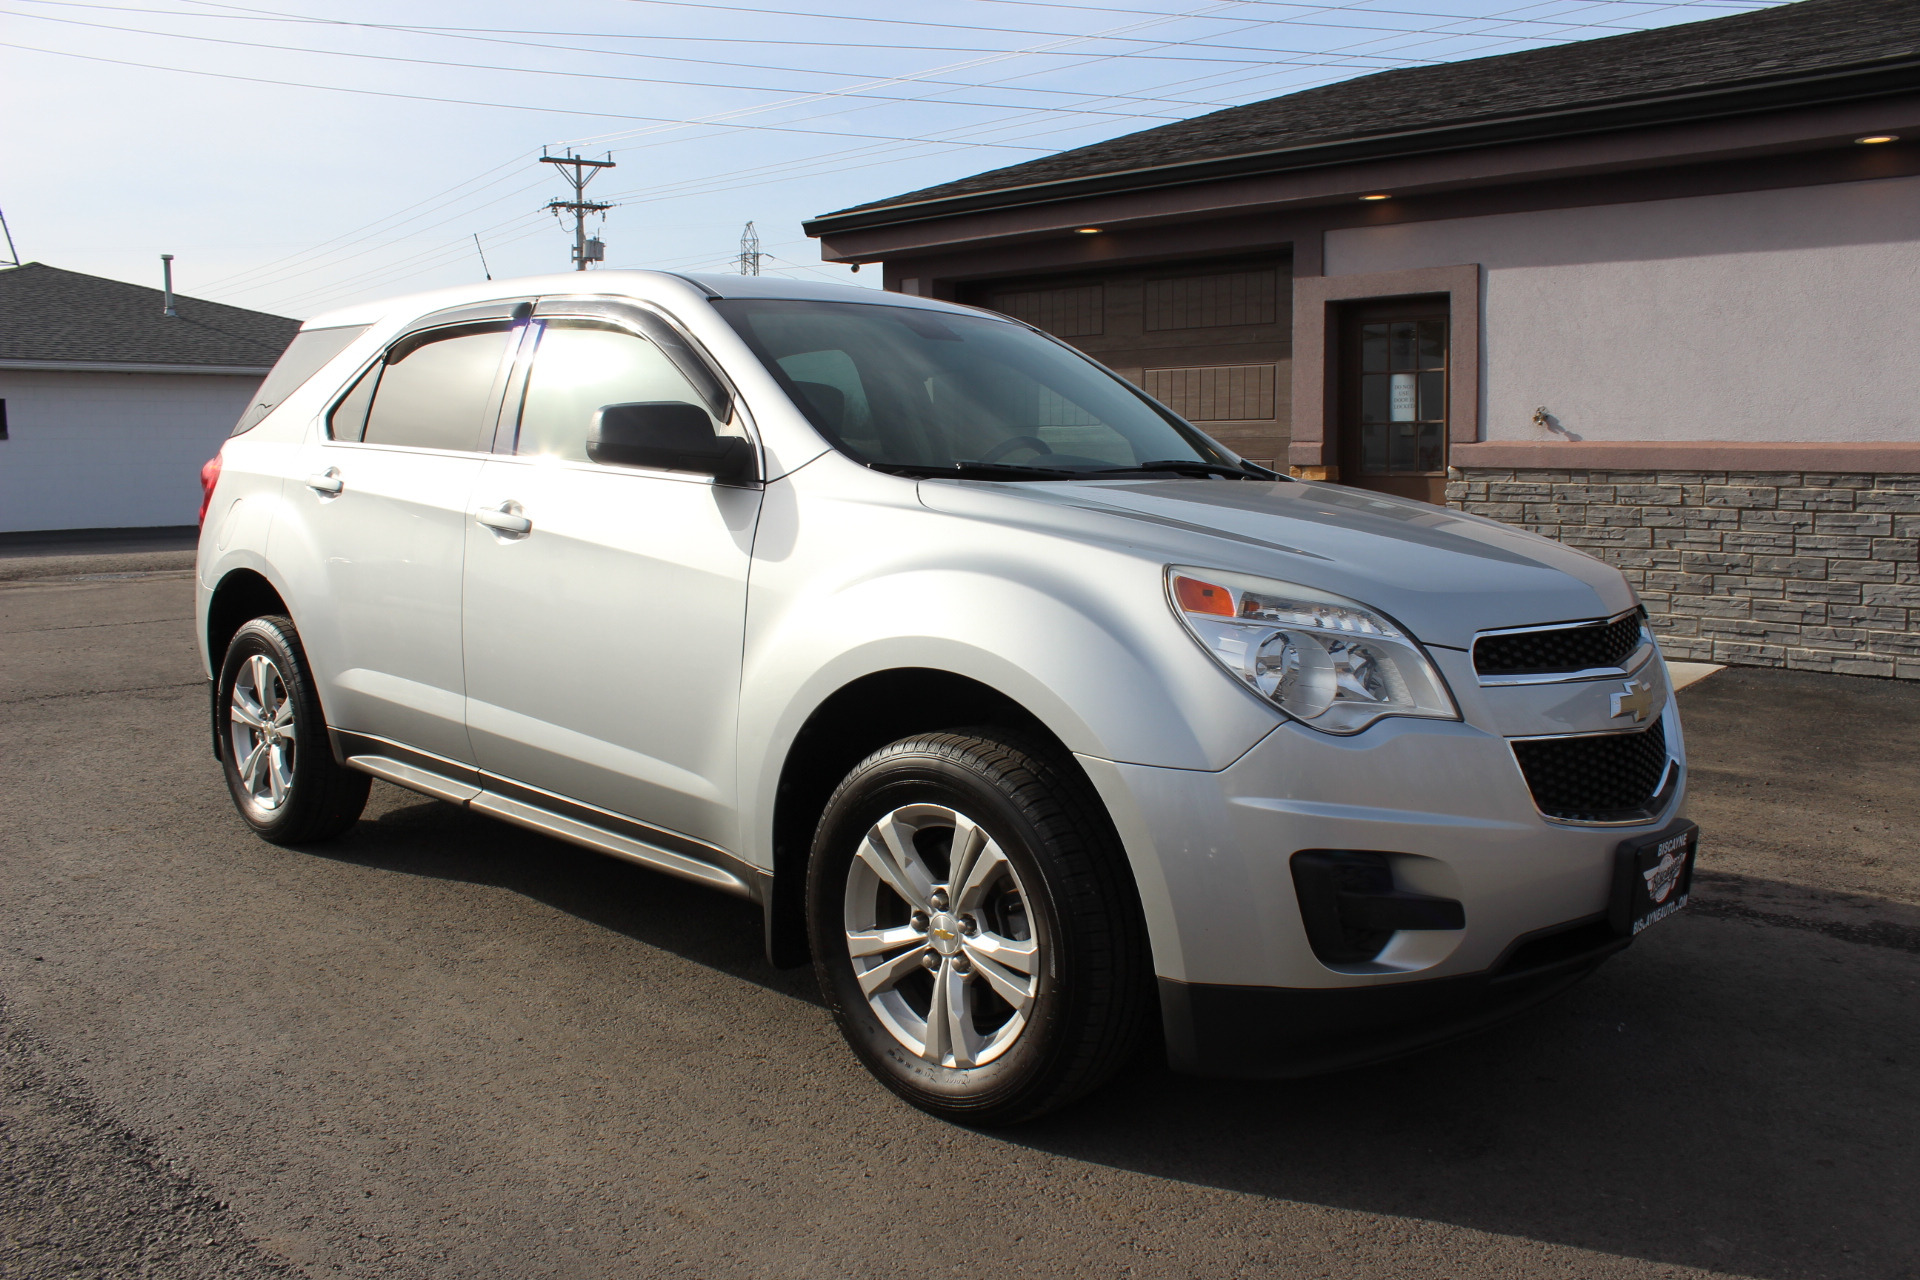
160;254;177;317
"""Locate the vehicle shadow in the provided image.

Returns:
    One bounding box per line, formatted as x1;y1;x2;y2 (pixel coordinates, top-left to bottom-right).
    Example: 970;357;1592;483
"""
310;785;1915;1280
310;784;823;1007
1010;914;1916;1280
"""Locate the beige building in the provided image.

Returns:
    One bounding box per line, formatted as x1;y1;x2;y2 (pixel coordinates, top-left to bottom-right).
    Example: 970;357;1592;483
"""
807;0;1920;678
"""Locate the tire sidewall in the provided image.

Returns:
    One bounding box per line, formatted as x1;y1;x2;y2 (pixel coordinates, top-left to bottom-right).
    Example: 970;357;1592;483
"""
217;616;327;841
807;744;1078;1118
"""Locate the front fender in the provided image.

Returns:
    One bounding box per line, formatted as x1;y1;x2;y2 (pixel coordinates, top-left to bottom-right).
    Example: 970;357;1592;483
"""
736;480;1282;871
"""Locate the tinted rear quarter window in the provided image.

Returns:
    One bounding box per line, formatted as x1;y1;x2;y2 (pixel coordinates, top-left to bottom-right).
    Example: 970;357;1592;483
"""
233;324;369;435
359;323;512;452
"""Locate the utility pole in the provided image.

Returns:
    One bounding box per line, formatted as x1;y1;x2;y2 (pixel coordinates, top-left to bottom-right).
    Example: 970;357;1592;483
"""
738;221;762;276
541;150;614;271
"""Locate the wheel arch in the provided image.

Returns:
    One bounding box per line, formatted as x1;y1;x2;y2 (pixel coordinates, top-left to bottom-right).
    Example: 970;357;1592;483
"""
204;568;293;760
762;667;1122;969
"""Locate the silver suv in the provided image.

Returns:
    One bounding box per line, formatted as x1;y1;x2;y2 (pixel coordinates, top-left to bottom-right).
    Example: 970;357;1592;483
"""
197;272;1696;1124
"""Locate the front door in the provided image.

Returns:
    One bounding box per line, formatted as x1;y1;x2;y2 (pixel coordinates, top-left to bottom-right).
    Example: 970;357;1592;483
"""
460;311;761;849
289;316;518;764
1336;297;1449;504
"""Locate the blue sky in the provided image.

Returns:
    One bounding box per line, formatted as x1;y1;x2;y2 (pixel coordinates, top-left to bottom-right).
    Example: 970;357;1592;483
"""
0;0;1782;319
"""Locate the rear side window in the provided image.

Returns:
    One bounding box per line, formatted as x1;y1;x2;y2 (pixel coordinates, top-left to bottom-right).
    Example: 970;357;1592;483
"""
339;322;512;452
234;324;369;435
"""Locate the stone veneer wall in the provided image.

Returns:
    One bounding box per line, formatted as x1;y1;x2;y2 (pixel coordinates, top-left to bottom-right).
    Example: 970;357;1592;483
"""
1445;469;1920;679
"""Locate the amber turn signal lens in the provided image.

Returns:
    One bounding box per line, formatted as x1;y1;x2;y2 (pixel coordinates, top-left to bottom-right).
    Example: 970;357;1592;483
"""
1174;575;1235;617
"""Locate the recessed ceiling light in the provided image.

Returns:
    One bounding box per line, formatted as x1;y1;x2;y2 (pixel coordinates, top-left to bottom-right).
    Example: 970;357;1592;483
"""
1360;193;1392;201
1075;227;1102;234
1856;134;1899;144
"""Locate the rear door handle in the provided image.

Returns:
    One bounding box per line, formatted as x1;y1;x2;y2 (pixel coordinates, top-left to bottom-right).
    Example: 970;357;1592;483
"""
476;502;532;536
305;468;343;495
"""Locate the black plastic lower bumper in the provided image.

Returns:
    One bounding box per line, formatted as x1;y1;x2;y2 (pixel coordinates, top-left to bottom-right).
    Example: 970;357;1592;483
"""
1160;915;1632;1079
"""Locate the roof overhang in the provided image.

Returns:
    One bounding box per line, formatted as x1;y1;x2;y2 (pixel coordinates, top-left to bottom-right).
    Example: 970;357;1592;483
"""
0;359;272;376
806;53;1920;249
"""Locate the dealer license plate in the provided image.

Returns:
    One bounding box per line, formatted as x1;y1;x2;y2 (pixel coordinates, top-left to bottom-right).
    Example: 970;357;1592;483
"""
1610;821;1698;937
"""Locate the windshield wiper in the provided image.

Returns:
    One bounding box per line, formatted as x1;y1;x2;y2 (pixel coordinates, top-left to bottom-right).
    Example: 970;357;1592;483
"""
1086;459;1279;480
870;461;1079;481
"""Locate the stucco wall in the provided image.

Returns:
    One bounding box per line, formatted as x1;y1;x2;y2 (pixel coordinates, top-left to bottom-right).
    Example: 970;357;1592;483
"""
0;370;260;532
1324;175;1920;446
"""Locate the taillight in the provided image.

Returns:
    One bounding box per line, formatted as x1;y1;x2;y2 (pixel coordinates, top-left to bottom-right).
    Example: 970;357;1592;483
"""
199;450;224;528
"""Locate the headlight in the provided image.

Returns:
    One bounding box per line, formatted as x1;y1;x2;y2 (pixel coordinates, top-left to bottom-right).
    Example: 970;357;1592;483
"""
1167;566;1457;734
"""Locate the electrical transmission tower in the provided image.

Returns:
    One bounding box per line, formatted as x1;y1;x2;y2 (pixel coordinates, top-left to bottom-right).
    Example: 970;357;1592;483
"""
541;150;615;271
738;221;762;276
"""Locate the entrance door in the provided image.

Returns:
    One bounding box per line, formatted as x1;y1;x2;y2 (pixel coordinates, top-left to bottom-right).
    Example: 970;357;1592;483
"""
1336;297;1449;504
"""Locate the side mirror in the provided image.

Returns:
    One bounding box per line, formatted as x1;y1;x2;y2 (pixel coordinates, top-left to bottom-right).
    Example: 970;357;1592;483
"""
587;402;756;483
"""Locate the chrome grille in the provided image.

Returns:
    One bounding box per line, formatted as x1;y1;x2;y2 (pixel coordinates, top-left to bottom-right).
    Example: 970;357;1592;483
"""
1475;610;1645;678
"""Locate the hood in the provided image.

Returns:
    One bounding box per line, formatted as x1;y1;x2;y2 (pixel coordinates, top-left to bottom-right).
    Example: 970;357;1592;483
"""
916;477;1635;651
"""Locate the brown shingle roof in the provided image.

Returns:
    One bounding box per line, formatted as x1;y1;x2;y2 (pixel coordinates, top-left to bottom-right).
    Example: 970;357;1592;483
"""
0;263;298;369
808;0;1920;234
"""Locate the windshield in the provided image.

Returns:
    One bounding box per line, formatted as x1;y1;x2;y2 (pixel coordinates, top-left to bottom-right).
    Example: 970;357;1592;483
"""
712;297;1244;477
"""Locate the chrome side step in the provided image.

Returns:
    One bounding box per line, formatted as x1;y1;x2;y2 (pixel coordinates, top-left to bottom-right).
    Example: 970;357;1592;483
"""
335;733;760;901
469;790;754;898
347;754;482;805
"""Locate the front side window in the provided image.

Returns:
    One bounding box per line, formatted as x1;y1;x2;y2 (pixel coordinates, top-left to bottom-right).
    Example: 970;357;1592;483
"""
513;320;719;461
332;322;512;451
714;298;1236;476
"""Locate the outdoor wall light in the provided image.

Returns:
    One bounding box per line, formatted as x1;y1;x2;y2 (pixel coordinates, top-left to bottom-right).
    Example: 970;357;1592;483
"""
1075;227;1102;234
1360;193;1392;201
1855;134;1899;144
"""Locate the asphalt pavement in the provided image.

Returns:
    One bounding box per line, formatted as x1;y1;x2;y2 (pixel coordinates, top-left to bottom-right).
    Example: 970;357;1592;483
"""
1;563;1915;1280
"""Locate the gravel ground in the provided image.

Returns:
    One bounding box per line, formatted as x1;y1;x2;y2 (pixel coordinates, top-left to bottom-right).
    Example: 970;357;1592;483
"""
1;568;1915;1280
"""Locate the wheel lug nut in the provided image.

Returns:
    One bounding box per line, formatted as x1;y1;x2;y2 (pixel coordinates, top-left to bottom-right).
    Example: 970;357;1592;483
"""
921;950;941;971
910;911;929;932
930;890;949;911
960;915;978;935
953;954;972;974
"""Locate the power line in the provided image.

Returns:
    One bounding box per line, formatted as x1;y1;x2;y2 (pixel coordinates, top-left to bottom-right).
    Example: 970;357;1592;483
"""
0;40;1059;150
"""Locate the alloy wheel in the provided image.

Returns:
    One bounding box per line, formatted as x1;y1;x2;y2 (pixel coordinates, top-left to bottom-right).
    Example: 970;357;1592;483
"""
229;653;296;812
842;803;1043;1069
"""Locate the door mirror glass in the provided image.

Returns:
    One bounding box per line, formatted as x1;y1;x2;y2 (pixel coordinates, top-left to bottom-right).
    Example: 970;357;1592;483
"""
588;401;754;482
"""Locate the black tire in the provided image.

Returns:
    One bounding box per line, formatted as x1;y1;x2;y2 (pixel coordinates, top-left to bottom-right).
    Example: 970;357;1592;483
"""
217;615;369;845
806;730;1151;1125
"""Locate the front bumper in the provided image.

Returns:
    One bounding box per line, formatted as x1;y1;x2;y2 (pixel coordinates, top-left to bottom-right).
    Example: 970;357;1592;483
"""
1076;693;1686;1077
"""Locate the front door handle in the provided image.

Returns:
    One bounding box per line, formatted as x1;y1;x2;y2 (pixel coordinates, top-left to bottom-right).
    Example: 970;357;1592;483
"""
476;502;532;536
305;468;343;495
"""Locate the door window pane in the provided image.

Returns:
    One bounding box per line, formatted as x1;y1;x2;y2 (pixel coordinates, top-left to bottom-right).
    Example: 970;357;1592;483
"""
1360;324;1389;372
1360;422;1388;472
1417;320;1446;370
1389;322;1418;369
1418;370;1446;421
1360;373;1389;424
362;325;511;452
517;322;715;462
328;363;379;442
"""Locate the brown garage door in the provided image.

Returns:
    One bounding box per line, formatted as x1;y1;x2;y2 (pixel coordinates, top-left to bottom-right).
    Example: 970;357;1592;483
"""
960;255;1292;469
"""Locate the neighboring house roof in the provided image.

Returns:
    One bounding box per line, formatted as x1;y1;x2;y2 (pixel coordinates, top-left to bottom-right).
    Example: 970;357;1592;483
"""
0;262;298;373
807;0;1920;235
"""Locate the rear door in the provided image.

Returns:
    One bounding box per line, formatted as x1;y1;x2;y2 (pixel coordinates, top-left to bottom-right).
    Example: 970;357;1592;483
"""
289;307;522;765
459;302;760;848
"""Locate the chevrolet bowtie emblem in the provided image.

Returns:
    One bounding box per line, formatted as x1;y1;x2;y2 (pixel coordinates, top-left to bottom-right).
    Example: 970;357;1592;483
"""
1611;678;1656;723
